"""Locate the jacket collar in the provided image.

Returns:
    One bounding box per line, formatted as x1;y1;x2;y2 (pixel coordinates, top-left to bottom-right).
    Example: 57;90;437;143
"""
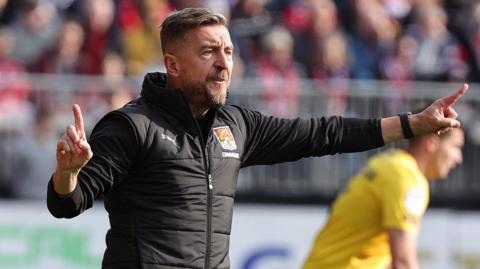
140;72;190;112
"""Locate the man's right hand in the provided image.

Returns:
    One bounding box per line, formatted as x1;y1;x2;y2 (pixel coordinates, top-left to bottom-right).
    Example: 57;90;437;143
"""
410;83;468;136
53;104;93;195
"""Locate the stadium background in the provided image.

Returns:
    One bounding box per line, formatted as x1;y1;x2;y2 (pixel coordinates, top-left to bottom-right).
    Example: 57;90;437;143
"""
1;0;480;268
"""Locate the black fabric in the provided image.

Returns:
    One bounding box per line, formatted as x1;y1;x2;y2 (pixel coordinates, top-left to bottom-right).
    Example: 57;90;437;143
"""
197;109;216;146
47;72;385;269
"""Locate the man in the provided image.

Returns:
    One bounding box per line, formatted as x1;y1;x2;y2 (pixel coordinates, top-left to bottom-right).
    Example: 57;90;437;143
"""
47;7;468;269
302;128;464;269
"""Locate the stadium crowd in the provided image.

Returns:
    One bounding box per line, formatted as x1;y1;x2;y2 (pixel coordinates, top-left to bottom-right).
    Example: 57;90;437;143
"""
0;0;478;199
1;0;479;81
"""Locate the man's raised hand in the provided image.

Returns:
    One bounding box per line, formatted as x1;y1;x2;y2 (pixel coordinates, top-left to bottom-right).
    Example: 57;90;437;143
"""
54;104;93;194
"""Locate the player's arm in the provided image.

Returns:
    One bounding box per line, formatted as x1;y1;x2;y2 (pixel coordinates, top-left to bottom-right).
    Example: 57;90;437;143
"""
387;228;419;269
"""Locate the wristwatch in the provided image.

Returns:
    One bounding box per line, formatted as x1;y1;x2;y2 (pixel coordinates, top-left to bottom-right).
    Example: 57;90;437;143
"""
399;112;414;139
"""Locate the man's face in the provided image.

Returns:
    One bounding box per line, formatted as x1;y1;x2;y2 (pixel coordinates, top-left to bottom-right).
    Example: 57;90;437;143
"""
427;129;464;180
172;24;234;110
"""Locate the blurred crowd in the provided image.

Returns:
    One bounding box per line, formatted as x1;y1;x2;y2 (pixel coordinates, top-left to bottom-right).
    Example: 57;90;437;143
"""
1;0;479;100
1;0;478;117
1;0;479;199
1;0;479;80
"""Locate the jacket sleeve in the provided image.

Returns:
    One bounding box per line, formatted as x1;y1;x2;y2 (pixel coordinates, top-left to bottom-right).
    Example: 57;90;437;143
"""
237;107;384;167
47;111;140;218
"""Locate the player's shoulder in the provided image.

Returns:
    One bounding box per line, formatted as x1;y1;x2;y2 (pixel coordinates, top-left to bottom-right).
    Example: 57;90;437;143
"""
370;149;422;186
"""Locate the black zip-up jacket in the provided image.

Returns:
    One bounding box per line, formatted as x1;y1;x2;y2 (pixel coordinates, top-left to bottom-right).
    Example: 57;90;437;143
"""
47;72;384;269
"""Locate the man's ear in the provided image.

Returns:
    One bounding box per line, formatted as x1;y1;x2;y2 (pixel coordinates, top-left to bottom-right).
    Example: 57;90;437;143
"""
164;53;180;77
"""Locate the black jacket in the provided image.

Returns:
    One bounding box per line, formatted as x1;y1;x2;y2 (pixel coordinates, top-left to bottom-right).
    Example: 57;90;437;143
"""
47;72;384;269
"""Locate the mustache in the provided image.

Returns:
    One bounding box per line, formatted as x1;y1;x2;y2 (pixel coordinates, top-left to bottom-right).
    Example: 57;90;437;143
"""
208;70;229;81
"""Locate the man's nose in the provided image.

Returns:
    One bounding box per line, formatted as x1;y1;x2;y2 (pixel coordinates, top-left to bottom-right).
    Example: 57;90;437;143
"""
214;51;229;69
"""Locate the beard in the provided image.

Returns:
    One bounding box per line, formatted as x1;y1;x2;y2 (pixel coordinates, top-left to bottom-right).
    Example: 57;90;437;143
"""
204;70;230;109
182;70;230;110
181;78;230;112
204;82;229;109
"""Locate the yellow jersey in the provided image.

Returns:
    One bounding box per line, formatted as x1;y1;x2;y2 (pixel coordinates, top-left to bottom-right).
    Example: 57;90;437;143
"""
302;149;429;269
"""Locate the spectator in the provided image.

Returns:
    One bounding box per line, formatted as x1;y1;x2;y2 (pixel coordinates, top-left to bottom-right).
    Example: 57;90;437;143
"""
310;31;350;115
0;26;32;195
80;0;122;75
2;107;57;199
31;18;86;74
348;0;400;79
247;26;306;118
380;34;418;114
0;26;32;131
118;0;172;75
296;0;341;71
463;2;480;82
229;0;274;65
102;51;129;87
9;0;62;68
77;51;134;124
381;34;417;82
406;3;468;81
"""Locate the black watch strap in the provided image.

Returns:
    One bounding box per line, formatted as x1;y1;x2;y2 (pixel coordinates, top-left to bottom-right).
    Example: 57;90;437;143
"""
399;112;414;139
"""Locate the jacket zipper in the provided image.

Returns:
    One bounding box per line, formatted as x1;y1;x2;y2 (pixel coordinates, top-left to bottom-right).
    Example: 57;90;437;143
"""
205;172;213;269
182;93;214;269
190;114;213;269
203;154;213;269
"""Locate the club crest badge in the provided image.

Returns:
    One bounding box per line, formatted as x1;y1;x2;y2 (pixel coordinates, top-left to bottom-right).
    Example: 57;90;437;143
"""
404;187;426;216
213;126;237;151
